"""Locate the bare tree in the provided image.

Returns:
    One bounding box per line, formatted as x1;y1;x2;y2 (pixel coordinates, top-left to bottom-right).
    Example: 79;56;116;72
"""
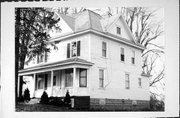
106;7;164;100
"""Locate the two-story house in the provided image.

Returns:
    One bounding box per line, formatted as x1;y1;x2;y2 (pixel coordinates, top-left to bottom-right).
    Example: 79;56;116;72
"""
18;9;150;110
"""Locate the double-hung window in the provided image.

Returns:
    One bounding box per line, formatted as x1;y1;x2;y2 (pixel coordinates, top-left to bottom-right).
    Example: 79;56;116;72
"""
37;52;48;64
102;42;107;57
125;73;130;89
138;78;142;87
99;69;104;88
120;47;125;62
131;51;135;64
79;69;87;87
117;27;121;35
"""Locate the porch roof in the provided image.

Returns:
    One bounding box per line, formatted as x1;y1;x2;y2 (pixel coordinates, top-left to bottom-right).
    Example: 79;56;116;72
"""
19;58;93;76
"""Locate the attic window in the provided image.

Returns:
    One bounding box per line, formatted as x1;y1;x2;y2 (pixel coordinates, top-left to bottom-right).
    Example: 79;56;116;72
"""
117;27;121;35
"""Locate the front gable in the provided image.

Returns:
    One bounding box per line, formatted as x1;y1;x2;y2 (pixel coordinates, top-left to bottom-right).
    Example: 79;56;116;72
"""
105;15;135;42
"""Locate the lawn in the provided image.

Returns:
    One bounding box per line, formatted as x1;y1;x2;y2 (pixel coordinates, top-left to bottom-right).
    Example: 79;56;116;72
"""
16;103;76;112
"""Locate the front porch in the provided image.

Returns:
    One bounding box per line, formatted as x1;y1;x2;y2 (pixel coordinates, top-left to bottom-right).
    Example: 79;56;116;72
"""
18;58;93;98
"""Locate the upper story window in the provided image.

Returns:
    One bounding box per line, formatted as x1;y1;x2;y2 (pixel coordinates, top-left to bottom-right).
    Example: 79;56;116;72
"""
125;73;130;89
117;27;121;35
99;69;104;88
67;41;80;58
102;41;107;57
131;51;135;64
138;78;142;87
120;47;125;62
37;51;48;64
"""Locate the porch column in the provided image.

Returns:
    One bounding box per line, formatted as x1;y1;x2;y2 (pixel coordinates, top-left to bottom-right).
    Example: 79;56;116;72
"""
73;67;77;94
50;70;54;96
33;73;36;97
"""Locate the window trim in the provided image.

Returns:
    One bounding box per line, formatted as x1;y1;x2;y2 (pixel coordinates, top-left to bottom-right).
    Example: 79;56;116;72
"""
79;69;87;87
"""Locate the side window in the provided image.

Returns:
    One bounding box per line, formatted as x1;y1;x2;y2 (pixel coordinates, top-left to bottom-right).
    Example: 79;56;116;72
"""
102;42;107;57
120;47;125;62
125;73;130;89
138;78;142;87
99;69;104;88
131;51;135;64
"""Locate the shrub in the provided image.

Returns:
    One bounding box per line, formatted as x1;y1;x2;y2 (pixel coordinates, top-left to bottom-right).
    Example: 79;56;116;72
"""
24;88;30;102
64;90;71;107
40;91;49;104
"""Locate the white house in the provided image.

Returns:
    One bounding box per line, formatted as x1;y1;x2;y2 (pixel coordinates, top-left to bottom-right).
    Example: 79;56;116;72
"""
18;10;150;110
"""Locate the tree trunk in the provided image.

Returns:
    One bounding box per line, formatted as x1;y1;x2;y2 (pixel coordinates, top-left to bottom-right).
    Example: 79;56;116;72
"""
15;8;20;105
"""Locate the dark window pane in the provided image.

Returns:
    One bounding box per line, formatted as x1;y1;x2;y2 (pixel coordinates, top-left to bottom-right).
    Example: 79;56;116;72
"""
132;57;135;64
121;54;124;61
44;74;48;90
53;76;56;86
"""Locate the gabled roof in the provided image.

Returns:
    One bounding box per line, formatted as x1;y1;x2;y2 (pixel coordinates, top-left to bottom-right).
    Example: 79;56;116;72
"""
54;9;144;49
59;13;75;31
